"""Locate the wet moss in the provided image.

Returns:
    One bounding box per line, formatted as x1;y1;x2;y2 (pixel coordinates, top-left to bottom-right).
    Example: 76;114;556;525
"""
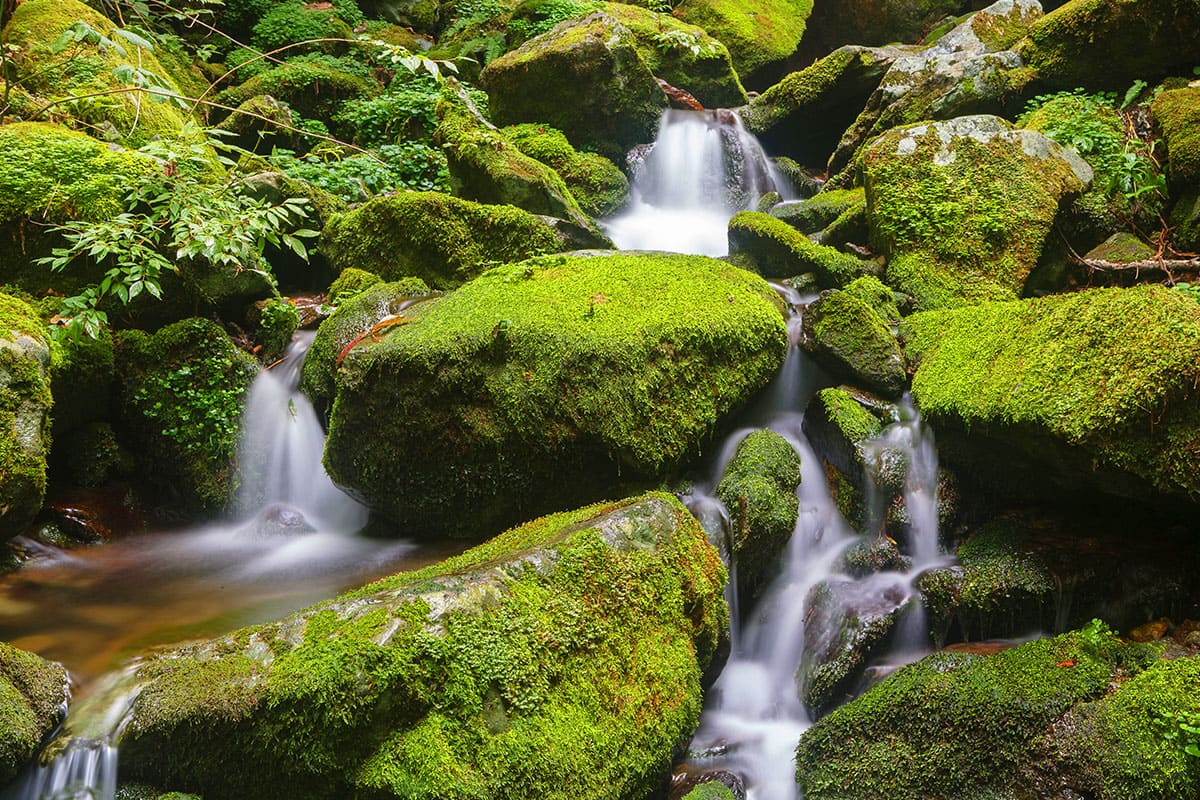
321;191;563;289
501;123;629;217
817;387;885;446
728;211;873;287
1152;87;1200;189
672;0;813;87
324;252;788;538
0;643;68;784
681;782;737;800
841;275;900;323
121;493;728;800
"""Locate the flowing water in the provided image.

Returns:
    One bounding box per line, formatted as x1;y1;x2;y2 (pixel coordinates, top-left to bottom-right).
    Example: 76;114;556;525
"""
0;334;462;800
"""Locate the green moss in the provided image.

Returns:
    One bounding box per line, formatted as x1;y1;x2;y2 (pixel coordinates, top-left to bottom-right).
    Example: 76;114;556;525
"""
863;118;1088;310
745;46;863;135
1152;87;1200;188
770;188;865;234
795;629;1146;799
116;318;258;512
501;123;629;217
327;268;383;305
902;285;1200;499
49;329;114;441
4;0;191;145
255;298;300;362
682;782;737;800
672;0;813;86
324;252;787;538
803;289;906;396
120;493;728;800
817;387;884;445
217;58;375;132
321;191;563;289
716;429;801;602
728;211;872;287
0;642;68;784
250;1;355;53
841;275;900;322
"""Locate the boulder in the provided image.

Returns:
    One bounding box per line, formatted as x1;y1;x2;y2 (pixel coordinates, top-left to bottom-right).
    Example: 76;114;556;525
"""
862;115;1091;309
323;252;788;539
744;45;915;166
1016;0;1200;91
480;13;666;158
795;627;1191;799
901;285;1200;503
801;284;907;397
115;319;258;512
501;123;630;217
0;643;69;785
770;188;865;234
1171;191;1200;252
727;211;875;287
715;429;801;604
800;0;971;54
1151;87;1200;190
0;294;54;541
672;0;814;89
215;58;375;136
118;493;728;800
320;191;565;289
828;0;1044;177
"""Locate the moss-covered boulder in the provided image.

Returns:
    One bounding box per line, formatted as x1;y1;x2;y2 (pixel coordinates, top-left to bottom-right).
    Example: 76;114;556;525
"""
801;0;970;53
902;285;1200;503
480;13;665;158
119;492;728;800
745;45;913;166
727;211;874;287
600;2;746;108
49;329;115;443
324;252;787;538
435;83;610;243
299;278;433;416
863;115;1091;309
1172;191;1200;253
321;191;564;289
1016;0;1200;91
795;627;1187;799
673;0;813;89
0;294;55;540
828;0;1044;177
4;0;191;145
802;386;894;530
116;319;258;512
326;268;383;305
770;188;865;235
0;642;69;785
1152;87;1200;190
501;123;629;217
716;429;801;604
216;58;376;134
801;286;906;397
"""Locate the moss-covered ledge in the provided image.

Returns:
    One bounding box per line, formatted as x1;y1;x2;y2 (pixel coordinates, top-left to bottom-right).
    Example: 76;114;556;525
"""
119;492;728;800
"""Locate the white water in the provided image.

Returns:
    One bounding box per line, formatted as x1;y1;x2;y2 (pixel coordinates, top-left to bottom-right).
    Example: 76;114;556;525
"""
605;109;789;255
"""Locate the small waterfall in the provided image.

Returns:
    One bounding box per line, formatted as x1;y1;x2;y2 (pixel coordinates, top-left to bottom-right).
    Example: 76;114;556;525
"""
605;109;789;256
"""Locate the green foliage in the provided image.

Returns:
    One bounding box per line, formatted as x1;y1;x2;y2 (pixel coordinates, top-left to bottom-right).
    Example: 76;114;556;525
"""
334;73;441;146
269;142;450;201
38;127;316;340
649;28;721;58
250;1;357;53
256;298;300;360
1172;282;1200;303
506;0;602;44
1156;710;1200;758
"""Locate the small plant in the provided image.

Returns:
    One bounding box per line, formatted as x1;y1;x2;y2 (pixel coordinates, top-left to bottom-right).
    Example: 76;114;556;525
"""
1078;618;1122;661
1171;282;1200;304
650;28;721;58
1155;710;1200;758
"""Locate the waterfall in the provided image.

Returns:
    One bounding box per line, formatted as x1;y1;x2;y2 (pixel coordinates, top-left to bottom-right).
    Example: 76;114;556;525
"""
604;109;789;256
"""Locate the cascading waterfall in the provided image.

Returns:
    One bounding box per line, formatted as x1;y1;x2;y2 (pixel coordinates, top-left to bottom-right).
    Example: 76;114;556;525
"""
604;108;789;255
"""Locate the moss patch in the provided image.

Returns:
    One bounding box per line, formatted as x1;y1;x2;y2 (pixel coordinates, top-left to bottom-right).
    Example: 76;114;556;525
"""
728;211;873;287
1152;87;1200;189
673;0;813;87
501;123;629;217
771;188;865;234
0;642;69;784
326;268;382;305
802;288;906;397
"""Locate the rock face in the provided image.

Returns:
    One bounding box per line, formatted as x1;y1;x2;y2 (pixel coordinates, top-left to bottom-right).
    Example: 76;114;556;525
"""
828;0;1044;176
0;642;69;785
796;628;1200;799
480;13;666;158
801;284;906;397
0;294;54;541
320;192;564;289
715;429;801;604
673;0;814;89
324;252;788;539
862;115;1090;309
901;286;1200;503
119;493;728;800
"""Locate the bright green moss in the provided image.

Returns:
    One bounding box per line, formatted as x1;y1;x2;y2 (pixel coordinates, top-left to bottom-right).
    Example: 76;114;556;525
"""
324;252;787;538
502;123;629;216
841;275;900;322
321;191;563;289
816;387;884;445
716;429;801;602
326;268;382;305
745;46;863;135
803;289;906;396
116;318;259;512
217;58;375;131
902;286;1200;499
255;298;300;362
120;493;728;800
1152;87;1200;188
672;0;813;86
682;782;737;800
250;1;355;53
0;642;68;784
770;188;865;234
728;211;871;287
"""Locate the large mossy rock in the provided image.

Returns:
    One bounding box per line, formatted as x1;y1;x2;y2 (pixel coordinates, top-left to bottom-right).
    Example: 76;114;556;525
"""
0;294;55;541
215;59;376;134
1152;87;1200;190
801;0;970;54
4;0;190;145
863;115;1091;310
501;123;630;217
320;192;564;289
672;0;813;89
727;211;873;287
1016;0;1200;90
0;642;69;785
801;284;906;397
119;492;728;800
902;285;1200;503
115;319;258;513
827;0;1044;177
479;13;666;158
324;252;788;539
795;628;1198;799
716;429;801;604
770;188;866;234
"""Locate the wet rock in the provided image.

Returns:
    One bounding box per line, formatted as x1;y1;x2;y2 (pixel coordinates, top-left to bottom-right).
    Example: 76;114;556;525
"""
0;642;69;785
1129;618;1172;643
801;286;907;398
802;385;894;529
728;211;876;287
840;535;911;577
119;493;728;800
669;767;746;800
1082;232;1156;264
242;503;318;538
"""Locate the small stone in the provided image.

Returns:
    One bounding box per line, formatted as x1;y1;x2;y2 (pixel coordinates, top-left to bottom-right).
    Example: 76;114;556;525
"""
1128;618;1171;643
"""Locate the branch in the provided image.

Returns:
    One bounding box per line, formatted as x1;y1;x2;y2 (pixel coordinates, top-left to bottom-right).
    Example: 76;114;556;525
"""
1074;256;1200;273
